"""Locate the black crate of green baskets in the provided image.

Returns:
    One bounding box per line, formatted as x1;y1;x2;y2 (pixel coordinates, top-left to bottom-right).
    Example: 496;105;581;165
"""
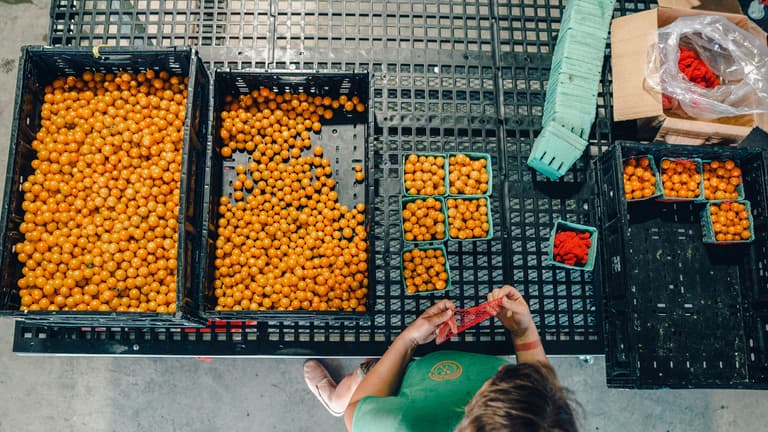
597;141;768;389
0;46;210;327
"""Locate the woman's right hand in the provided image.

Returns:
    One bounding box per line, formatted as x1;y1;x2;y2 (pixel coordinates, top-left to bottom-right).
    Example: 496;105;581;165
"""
488;285;534;339
399;299;455;347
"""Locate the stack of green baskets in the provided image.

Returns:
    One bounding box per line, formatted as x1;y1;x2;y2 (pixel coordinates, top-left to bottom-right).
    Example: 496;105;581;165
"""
527;0;614;180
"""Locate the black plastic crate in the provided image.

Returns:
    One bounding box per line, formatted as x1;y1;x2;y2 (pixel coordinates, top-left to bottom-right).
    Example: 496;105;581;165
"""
0;46;210;327
597;141;768;389
200;70;375;322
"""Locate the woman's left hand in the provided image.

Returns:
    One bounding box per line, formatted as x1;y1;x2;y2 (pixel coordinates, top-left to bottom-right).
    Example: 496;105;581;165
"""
400;299;455;347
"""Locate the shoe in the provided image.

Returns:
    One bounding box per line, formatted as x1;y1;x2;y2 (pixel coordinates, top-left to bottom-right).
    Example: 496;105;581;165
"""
303;359;345;417
358;358;379;376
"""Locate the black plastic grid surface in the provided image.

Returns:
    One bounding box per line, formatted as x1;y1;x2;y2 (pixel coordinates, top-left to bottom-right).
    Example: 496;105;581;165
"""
22;0;665;356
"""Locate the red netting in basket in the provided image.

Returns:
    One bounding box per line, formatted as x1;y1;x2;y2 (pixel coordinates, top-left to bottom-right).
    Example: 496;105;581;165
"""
436;297;504;345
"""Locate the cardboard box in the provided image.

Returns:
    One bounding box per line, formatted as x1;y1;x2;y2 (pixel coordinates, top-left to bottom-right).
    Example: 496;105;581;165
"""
611;0;768;145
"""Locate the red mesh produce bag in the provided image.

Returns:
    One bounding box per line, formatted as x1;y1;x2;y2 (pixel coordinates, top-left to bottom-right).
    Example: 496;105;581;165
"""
436;297;504;345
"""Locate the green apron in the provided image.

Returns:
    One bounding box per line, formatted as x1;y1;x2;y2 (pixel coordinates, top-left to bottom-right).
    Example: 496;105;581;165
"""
352;350;509;431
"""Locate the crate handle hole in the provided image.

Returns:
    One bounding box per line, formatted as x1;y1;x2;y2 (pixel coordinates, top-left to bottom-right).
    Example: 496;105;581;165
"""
98;54;133;63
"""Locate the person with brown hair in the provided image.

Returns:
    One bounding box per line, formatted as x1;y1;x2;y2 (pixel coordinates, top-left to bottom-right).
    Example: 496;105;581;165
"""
303;285;580;431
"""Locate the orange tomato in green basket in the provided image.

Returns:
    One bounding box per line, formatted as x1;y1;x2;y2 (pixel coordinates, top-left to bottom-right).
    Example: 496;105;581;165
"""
448;153;489;195
660;159;702;199
402;248;449;294
402;198;446;242
623;157;657;200
446;198;490;239
404;154;447;196
709;202;751;242
703;160;742;201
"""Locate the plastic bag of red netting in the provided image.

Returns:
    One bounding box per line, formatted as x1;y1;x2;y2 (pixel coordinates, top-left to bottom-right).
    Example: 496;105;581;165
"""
644;15;768;119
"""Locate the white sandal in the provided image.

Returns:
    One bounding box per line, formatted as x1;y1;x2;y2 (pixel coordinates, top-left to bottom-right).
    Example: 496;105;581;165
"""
303;359;345;417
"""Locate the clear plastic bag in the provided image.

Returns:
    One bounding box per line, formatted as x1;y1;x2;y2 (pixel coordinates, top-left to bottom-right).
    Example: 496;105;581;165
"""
645;15;768;119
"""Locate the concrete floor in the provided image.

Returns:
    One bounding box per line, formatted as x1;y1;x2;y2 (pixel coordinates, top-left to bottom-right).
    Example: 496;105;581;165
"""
1;2;768;432
2;317;768;432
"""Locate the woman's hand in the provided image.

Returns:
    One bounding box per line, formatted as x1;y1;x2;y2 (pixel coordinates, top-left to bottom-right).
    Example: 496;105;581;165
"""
399;299;455;346
488;285;534;339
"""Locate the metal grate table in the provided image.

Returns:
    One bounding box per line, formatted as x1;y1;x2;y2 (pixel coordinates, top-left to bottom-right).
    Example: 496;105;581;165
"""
14;0;655;356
